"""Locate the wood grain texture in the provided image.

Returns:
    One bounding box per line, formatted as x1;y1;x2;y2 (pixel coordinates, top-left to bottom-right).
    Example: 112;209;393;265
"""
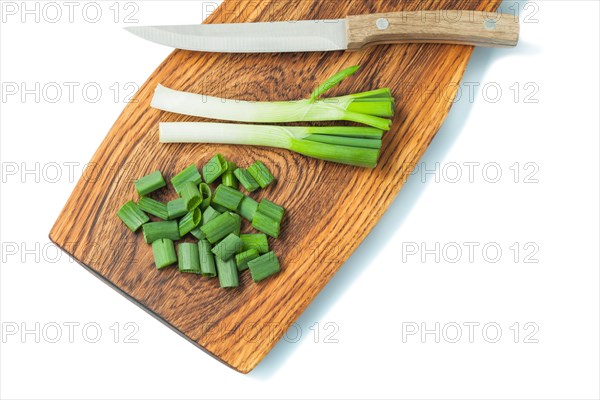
347;10;519;49
50;0;502;373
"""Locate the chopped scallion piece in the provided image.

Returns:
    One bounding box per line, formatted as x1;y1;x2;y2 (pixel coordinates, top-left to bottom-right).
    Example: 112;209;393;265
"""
201;205;221;224
138;196;169;220
166;198;188;220
247;161;275;189
171;164;202;195
200;212;238;244
179;181;202;211
117;201;149;232
252;211;280;238
215;257;239;288
248;251;281;282
230;213;242;236
178;208;201;236
198;240;217;278
134;170;166;196
202;154;227;184
190;206;221;239
233;168;260;192
235;248;259;271
257;199;285;224
211;233;243;261
240;234;269;254
213;184;244;211
143;221;180;244
238;196;258;221
199;183;212;210
221;172;238;188
178;242;201;274
211;203;229;213
151;239;177;269
222;161;239;189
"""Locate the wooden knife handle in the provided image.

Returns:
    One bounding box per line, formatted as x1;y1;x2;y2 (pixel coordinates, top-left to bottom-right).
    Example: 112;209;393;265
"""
346;10;520;49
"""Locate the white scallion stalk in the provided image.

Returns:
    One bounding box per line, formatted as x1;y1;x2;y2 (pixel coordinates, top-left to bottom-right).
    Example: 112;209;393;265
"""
159;122;305;148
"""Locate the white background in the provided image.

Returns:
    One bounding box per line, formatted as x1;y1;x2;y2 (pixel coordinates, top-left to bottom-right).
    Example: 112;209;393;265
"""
1;1;599;399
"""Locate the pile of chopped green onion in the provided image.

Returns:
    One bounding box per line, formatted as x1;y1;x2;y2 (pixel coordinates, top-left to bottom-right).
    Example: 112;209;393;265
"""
117;156;284;287
151;66;394;168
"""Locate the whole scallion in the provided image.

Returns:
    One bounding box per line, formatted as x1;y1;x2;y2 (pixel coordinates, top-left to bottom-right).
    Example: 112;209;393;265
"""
151;66;393;130
160;123;383;168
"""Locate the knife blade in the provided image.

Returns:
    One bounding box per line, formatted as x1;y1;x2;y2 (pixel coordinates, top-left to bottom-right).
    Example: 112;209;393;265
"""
125;20;347;53
124;11;519;53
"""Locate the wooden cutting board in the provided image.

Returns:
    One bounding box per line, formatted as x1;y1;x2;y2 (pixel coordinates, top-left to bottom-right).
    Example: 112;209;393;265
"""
50;0;501;373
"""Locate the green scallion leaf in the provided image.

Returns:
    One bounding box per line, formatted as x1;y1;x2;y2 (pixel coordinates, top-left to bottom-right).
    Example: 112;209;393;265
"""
309;65;360;103
117;201;149;232
134;170;166;196
143;221;180;244
247;161;275;189
346;100;394;118
179;181;202;211
248;251;281;282
200;212;239;244
138;196;169;220
178;208;202;236
235;248;259;271
198;239;217;278
171;164;202;195
213;184;245;211
240;234;269;254
307;126;384;139
178;242;201;274
151;238;177;269
166;198;188;220
238;196;258;221
211;233;243;261
202;154;227;184
257;199;285;224
215;257;239;288
306;134;382;150
233;168;260;192
252;211;280;238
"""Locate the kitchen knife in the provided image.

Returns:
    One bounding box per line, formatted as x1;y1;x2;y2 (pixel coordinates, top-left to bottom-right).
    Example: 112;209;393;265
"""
125;10;519;53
